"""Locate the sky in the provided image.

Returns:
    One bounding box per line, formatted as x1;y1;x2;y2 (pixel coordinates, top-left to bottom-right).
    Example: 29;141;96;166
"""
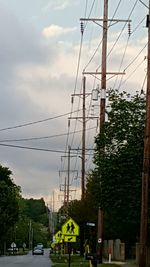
0;0;148;210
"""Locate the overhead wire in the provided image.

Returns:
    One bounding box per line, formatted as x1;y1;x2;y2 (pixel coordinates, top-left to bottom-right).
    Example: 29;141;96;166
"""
72;0;99;200
0;143;93;155
83;0;125;168
60;0;91;202
0;109;82;132
84;0;97;30
118;57;146;90
0;126;97;143
124;44;147;71
112;36;130;90
84;0;123;71
96;0;139;70
113;14;147;89
59;0;144;203
74;0;125;183
68;1;98;150
138;0;148;9
60;33;84;173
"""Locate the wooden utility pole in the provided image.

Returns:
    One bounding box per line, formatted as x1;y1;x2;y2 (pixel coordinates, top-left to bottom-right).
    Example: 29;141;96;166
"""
70;87;98;200
82;76;86;200
139;3;150;267
80;2;130;263
60;148;77;217
67;145;71;212
97;0;108;264
64;176;67;205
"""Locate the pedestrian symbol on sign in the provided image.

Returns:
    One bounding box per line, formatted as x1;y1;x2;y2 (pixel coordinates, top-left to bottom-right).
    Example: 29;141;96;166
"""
66;222;75;234
62;218;79;236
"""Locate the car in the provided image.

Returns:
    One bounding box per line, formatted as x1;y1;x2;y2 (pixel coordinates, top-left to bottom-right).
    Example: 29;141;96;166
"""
36;243;43;249
32;247;44;255
36;243;44;252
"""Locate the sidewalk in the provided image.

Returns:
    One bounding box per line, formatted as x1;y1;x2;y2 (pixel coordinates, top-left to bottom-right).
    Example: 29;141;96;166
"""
104;260;138;267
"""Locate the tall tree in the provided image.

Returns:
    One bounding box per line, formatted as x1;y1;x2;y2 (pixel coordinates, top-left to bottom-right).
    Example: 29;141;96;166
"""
0;165;20;252
86;89;145;248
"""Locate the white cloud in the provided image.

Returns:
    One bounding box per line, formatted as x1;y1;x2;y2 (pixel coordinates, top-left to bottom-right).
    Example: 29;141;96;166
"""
42;24;77;38
42;0;70;12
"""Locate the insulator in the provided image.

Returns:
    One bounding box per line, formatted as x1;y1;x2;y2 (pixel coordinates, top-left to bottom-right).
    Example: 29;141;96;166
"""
68;119;70;128
128;22;131;36
71;96;74;104
97;119;99;129
80;21;84;35
146;15;149;28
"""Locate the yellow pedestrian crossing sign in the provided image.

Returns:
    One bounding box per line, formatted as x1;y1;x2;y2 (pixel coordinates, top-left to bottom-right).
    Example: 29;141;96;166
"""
51;242;55;248
62;218;79;236
55;230;63;243
64;235;76;243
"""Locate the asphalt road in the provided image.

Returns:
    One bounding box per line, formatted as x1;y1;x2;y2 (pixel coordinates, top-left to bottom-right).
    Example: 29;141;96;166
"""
0;249;52;267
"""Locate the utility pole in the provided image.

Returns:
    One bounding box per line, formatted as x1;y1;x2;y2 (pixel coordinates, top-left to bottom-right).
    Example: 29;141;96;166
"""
70;80;98;200
67;146;71;212
60;148;77;217
139;3;150;267
29;220;32;250
52;191;55;234
64;176;67;205
97;0;108;263
82;76;86;200
81;1;131;264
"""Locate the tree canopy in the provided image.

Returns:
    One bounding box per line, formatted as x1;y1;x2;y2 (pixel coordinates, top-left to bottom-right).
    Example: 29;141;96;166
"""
86;89;146;246
0;165;20;250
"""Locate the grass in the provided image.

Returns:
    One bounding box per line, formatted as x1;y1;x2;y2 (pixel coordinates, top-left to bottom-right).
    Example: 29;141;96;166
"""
50;254;89;266
50;254;122;267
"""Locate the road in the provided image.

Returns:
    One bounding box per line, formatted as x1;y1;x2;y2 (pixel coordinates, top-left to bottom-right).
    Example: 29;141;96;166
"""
0;249;52;267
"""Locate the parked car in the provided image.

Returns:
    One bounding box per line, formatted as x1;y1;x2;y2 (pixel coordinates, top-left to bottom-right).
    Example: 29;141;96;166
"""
32;246;44;255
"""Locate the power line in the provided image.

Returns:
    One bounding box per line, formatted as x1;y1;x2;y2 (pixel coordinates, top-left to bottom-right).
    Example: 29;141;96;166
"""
84;0;123;71
96;0;139;70
0;143;94;155
62;33;84;172
118;57;146;89
0;109;82;132
124;43;147;71
138;0;148;9
0;126;97;143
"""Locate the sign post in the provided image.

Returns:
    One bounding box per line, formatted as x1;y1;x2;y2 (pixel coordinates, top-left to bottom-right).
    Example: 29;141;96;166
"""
11;242;16;255
61;217;80;267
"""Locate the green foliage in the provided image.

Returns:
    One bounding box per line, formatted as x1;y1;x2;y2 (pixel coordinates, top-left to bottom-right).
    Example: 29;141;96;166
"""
50;254;120;267
15;197;49;248
0;165;20;242
0;165;21;255
21;198;48;226
50;254;89;267
86;89;146;245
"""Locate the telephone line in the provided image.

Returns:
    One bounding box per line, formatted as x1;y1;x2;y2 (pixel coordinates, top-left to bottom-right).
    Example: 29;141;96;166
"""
0;143;94;155
0;126;97;143
0;109;82;132
96;0;138;70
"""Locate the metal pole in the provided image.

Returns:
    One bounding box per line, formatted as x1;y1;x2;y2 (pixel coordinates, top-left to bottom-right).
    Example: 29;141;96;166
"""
139;4;150;267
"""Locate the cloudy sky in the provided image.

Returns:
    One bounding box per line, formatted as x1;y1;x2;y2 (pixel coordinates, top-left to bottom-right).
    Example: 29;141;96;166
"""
0;0;148;210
